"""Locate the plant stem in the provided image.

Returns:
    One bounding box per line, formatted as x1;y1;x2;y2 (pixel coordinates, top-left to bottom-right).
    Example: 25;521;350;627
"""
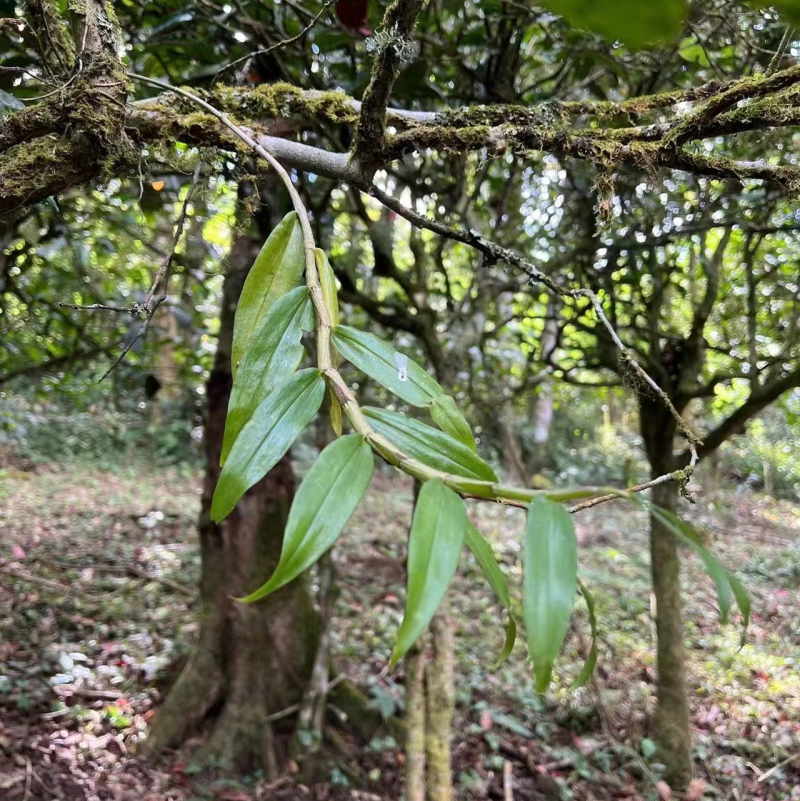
126;72;693;515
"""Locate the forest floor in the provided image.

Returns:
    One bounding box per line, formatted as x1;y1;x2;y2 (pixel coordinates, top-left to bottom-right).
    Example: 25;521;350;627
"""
0;460;799;801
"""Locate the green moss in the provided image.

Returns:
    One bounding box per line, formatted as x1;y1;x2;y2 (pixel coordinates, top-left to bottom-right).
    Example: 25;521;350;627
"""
386;124;497;159
209;83;359;125
0;136;87;202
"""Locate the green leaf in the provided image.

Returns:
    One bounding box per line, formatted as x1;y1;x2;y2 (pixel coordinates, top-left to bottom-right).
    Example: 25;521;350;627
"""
391;479;466;666
537;0;686;48
570;581;598;690
231;211;304;375
678;35;710;67
221;286;313;466
728;573;751;649
430;394;476;452
211;369;325;522
239;435;374;603
645;502;749;635
523;497;578;692
316;249;340;328
363;407;497;482
329;393;343;437
465;521;516;664
332;325;442;406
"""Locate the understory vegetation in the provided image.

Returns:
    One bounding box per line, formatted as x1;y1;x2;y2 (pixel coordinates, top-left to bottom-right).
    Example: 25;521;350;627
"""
1;454;799;800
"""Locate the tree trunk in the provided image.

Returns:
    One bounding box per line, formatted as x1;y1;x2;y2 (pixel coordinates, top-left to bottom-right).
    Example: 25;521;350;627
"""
147;213;320;774
639;399;692;789
425;600;454;801
404;641;427;801
404;481;455;800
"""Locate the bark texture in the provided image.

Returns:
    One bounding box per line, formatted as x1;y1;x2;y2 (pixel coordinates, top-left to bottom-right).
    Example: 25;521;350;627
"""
640;397;691;789
147;206;320;773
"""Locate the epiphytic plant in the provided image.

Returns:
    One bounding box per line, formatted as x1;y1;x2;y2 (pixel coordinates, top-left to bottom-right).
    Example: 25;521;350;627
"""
127;74;749;691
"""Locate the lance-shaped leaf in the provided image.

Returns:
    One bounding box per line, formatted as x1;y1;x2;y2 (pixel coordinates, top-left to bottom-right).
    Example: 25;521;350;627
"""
570;581;598;690
231;211;304;375
391;479;466;666
239;434;374;603
363;407;497;482
644;501;749;641
332;325;442;406
430;394;476;452
465;521;516;665
524;497;578;692
221;286;313;465
211;369;325;522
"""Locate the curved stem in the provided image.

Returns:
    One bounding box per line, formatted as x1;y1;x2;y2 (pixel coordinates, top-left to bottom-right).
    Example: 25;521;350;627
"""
127;73;693;515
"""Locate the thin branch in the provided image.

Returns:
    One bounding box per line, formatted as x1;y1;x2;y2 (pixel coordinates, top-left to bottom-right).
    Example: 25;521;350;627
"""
126;74;700;515
354;0;426;169
568;470;693;514
213;0;336;81
58;302;142;315
369;184;702;476
92;160;202;381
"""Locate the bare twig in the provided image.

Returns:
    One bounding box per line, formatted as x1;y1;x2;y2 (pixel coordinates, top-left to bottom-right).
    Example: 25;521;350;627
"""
503;760;514;801
568;471;691;514
758;751;800;783
58;302;143;315
214;0;336;81
96;160;203;382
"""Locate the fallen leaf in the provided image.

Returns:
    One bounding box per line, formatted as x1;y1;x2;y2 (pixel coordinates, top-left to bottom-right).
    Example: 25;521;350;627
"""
685;778;708;800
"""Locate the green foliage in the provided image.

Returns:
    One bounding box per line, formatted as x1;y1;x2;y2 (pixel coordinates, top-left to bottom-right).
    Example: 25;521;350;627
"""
391;479;467;666
362;406;496;482
332;325;442;406
464;522;516;665
523;497;578;692
239;434;374;602
211;368;325;522
430;394;476;452
570;582;598;690
537;0;685;47
644;501;750;644
220;286;313;465
231;211;304;376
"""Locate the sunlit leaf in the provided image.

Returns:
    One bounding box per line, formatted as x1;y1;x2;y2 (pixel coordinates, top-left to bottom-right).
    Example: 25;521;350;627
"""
231;211;304;375
524;497;578;692
332;325;442;406
430;394;476;452
363;407;496;482
239;434;373;602
465;521;516;665
211;369;325;522
221;286;313;465
391;479;466;666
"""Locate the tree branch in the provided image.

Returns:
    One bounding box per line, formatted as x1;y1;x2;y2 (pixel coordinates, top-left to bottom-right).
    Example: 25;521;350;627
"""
354;0;426;170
